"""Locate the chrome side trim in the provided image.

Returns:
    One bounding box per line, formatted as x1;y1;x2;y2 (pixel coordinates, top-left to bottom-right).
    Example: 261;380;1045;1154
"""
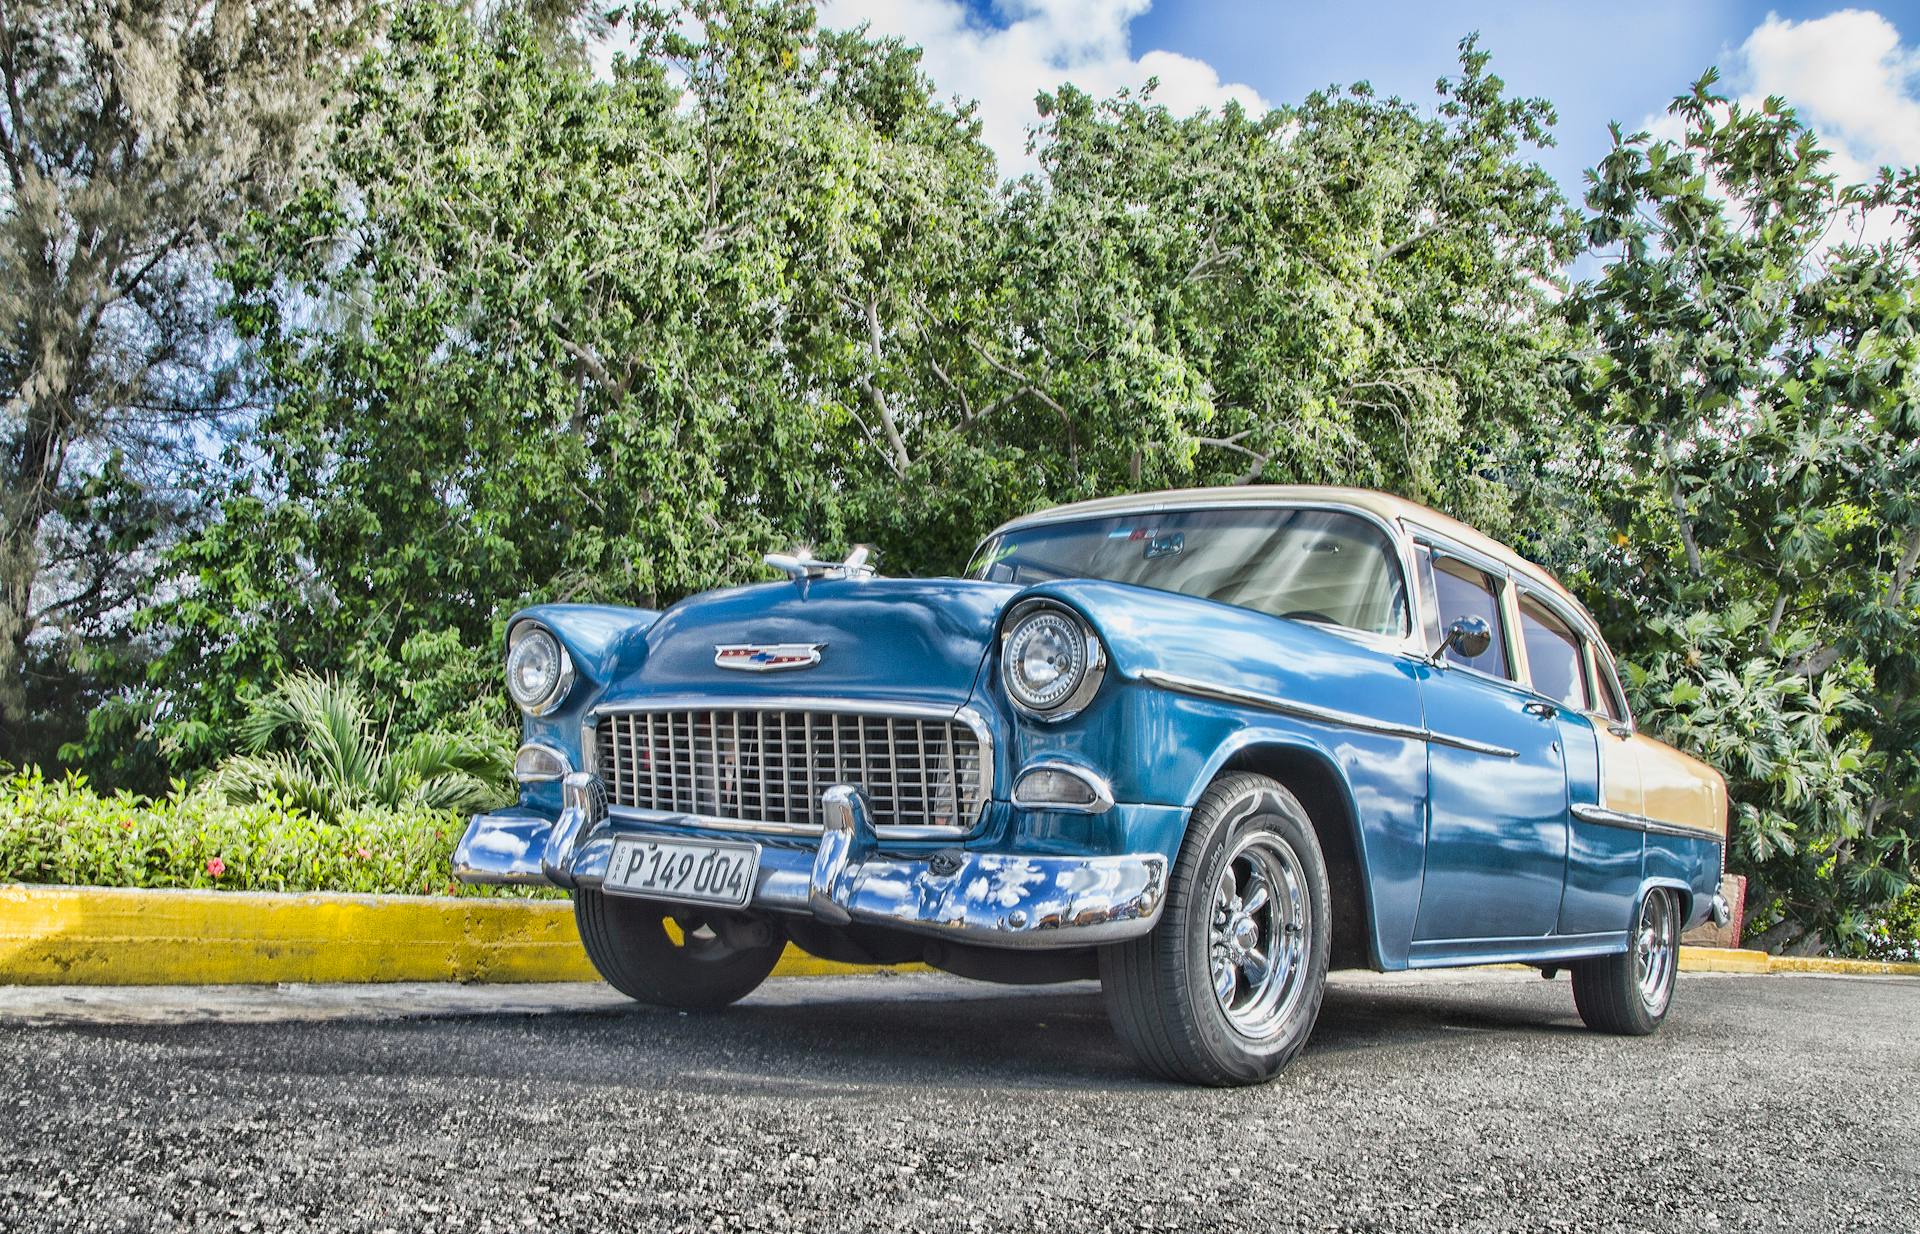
1011;760;1117;814
588;697;996;839
1571;802;1724;843
1137;669;1520;759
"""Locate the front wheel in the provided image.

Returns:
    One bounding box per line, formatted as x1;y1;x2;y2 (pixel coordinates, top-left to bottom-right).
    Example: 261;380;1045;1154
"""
1571;887;1680;1035
575;889;785;1010
1099;773;1332;1086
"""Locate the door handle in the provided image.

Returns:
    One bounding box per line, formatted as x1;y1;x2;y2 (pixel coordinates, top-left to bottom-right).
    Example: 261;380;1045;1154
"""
1523;700;1558;719
1607;723;1632;739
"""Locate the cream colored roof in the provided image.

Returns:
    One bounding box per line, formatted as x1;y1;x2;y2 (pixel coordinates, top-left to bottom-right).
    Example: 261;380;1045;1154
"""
988;484;1585;614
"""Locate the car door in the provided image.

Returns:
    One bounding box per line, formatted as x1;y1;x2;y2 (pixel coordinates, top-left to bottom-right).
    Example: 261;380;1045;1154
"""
1411;545;1571;947
1559;637;1647;936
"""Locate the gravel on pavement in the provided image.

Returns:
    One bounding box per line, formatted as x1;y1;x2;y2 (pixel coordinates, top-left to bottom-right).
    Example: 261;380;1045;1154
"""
0;967;1913;1233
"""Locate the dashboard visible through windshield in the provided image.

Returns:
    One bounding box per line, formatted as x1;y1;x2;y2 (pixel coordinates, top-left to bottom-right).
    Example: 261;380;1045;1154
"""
969;506;1409;637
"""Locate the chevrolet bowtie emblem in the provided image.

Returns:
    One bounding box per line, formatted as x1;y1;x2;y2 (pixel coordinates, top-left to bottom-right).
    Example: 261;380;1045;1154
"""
714;642;826;672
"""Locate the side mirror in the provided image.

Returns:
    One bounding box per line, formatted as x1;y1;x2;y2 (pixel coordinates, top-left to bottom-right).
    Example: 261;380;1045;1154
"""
1431;614;1492;664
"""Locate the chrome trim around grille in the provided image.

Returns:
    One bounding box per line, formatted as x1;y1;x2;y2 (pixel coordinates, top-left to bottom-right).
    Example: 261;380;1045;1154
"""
588;698;994;840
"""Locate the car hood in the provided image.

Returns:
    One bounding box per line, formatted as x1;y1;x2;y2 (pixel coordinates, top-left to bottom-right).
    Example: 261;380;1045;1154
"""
605;576;1022;707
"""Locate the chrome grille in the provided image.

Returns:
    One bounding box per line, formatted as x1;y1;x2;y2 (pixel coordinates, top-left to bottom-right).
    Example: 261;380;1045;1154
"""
595;707;988;834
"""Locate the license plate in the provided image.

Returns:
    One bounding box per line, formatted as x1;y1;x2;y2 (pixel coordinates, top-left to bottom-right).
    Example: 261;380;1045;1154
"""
603;837;760;908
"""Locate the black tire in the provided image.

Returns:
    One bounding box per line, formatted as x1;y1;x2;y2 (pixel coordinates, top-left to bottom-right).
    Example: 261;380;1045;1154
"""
1099;772;1332;1086
574;889;785;1010
1572;887;1679;1035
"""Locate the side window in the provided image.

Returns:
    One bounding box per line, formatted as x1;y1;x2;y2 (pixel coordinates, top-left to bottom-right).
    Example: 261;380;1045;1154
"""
1519;595;1590;710
1426;552;1512;679
1589;644;1631;724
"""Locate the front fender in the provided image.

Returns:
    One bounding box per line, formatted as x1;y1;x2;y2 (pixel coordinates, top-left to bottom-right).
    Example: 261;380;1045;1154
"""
508;603;661;811
996;579;1428;969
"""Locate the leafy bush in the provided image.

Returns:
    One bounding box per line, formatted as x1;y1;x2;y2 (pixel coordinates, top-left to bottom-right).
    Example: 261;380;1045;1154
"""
205;672;512;822
0;766;549;897
1858;885;1920;963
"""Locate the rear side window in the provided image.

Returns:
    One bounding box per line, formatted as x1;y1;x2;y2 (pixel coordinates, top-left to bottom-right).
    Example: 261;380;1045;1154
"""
1519;595;1590;710
1590;645;1631;723
1425;552;1511;679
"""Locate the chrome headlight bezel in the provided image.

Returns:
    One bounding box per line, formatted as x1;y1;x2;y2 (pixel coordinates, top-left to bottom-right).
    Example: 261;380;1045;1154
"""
999;599;1107;722
505;622;575;717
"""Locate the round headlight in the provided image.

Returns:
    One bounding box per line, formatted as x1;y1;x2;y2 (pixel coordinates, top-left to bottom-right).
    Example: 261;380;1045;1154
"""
1001;603;1106;719
506;625;573;715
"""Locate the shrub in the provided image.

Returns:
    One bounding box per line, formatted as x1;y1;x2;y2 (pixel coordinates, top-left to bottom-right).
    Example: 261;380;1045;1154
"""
1858;885;1920;964
205;672;513;822
0;766;551;897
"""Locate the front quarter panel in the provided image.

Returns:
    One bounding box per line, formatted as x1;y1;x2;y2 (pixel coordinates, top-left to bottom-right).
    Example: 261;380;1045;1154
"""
1007;579;1429;968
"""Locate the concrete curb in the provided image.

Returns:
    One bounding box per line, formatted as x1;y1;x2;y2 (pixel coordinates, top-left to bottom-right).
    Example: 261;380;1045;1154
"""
0;884;900;986
2;884;1915;985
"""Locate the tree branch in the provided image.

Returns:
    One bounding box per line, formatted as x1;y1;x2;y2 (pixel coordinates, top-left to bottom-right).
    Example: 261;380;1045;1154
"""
1659;435;1704;577
860;294;912;479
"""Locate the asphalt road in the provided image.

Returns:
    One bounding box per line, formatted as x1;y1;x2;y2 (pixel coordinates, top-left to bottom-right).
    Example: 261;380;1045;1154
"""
0;969;1914;1233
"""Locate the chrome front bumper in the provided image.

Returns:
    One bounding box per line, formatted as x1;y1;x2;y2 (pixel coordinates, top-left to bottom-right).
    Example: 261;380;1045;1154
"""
454;775;1167;950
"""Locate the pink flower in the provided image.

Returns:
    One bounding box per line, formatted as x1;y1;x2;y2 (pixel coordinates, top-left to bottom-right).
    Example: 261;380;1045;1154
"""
355;846;373;860
205;857;226;879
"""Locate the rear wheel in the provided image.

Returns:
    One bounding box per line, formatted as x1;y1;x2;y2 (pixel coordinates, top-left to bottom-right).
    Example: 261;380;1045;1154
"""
1572;887;1679;1035
574;889;785;1010
1100;773;1331;1086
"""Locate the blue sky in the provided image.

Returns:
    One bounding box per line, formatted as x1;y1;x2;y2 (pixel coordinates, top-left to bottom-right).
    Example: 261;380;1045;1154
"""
818;1;1920;202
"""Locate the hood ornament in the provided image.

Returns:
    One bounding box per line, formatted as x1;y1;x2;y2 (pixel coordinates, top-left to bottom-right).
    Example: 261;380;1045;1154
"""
715;642;827;672
763;544;876;581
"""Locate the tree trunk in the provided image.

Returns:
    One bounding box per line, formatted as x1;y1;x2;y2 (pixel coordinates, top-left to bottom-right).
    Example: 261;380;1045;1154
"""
1747;917;1806;955
0;521;38;755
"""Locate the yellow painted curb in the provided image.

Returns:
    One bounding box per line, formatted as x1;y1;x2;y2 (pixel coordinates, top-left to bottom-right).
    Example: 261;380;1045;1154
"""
1759;952;1920;977
0;884;899;986
1675;945;1920;977
1677;945;1771;974
3;885;1914;986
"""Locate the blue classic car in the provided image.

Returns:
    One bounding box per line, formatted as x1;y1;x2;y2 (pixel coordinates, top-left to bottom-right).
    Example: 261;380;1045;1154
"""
456;486;1730;1085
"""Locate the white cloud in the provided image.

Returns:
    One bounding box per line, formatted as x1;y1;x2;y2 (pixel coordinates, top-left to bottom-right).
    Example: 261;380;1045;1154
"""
1639;9;1920;245
816;0;1266;179
1738;8;1920;187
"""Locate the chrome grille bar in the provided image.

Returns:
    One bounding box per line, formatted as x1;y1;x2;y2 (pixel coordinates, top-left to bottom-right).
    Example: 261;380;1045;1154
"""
592;701;992;837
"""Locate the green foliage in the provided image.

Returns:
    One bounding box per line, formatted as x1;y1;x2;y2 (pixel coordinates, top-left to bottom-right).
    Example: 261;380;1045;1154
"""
1567;76;1920;949
0;0;373;770
205;673;512;822
0;766;543;897
1857;884;1920;962
132;2;1578;759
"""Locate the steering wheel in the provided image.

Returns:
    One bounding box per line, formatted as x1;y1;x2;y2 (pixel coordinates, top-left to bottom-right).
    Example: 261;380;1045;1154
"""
1280;610;1337;625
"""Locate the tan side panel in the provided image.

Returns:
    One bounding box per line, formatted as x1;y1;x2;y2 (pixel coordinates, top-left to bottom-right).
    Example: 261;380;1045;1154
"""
1596;730;1644;817
1631;733;1727;838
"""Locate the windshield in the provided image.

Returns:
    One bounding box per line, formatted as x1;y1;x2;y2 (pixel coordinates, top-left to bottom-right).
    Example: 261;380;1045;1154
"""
969;507;1409;636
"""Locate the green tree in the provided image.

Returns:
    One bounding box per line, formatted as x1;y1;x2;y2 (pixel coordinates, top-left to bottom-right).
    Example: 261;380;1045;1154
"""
1567;74;1920;950
0;0;370;770
141;6;1579;781
145;0;1004;754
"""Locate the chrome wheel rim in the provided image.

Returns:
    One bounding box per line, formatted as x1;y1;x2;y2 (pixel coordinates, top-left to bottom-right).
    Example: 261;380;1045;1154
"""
1208;829;1311;1040
1635;891;1677;1015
